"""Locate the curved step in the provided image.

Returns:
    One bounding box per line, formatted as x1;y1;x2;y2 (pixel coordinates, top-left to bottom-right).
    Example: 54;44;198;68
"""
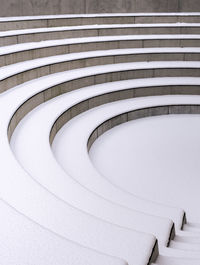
2;13;200;31
0;199;127;265
170;240;200;251
10;78;180;246
2;34;200;67
7;59;200;229
0;97;157;265
153;255;200;265
2;23;200;46
2;47;200;92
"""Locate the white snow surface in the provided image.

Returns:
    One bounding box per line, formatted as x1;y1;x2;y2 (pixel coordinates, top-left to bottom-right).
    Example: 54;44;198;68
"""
1;47;200;80
89;114;200;223
0;200;127;265
2;12;200;264
50;89;200;225
0;87;155;265
2;34;200;55
10;79;180;247
0;22;200;37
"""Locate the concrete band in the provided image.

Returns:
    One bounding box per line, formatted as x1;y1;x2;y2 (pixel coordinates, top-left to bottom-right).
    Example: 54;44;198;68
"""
1;15;200;31
1;0;200;17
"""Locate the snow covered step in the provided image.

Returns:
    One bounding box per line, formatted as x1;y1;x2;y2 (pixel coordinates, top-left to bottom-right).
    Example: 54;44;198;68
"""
160;245;200;258
169;240;200;251
176;229;200;239
1;23;200;46
2;47;200;92
7;60;200;136
2;35;200;67
183;224;200;232
152;255;200;265
8;76;195;233
51;91;200;231
0;199;127;265
0;98;158;265
175;234;200;242
51;95;200;260
10;78;176;246
2;13;200;31
6;61;200;233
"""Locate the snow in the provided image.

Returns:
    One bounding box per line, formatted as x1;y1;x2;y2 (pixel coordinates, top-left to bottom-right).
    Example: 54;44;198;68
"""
1;47;200;80
51;94;200;262
0;97;154;265
48;83;200;227
2;34;200;55
10;78;175;246
89;115;200;223
0;200;127;265
0;22;200;37
2;12;200;265
2;60;200;100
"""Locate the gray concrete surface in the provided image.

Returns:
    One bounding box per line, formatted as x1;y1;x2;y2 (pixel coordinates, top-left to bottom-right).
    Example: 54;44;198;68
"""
2;15;200;31
1;0;200;17
2;25;200;47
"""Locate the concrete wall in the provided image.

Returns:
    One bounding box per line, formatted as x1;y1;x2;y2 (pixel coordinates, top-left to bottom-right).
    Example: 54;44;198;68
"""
1;0;200;17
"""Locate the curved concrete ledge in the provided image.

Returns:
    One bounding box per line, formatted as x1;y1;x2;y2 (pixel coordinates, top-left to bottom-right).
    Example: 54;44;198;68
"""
7;77;197;233
51;93;200;260
2;23;200;46
87;104;200;149
10;79;183;247
2;13;200;31
3;47;200;92
0;84;159;265
4;72;188;239
7;60;200;139
48;78;197;229
2;35;200;67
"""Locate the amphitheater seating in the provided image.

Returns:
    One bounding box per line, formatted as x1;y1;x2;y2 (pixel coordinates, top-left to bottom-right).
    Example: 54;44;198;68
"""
1;12;200;265
2;47;200;92
3;35;200;67
1;13;200;31
3;23;200;47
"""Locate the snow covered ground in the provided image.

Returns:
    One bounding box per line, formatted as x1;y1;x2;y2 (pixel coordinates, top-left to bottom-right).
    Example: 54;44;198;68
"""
89;114;200;223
